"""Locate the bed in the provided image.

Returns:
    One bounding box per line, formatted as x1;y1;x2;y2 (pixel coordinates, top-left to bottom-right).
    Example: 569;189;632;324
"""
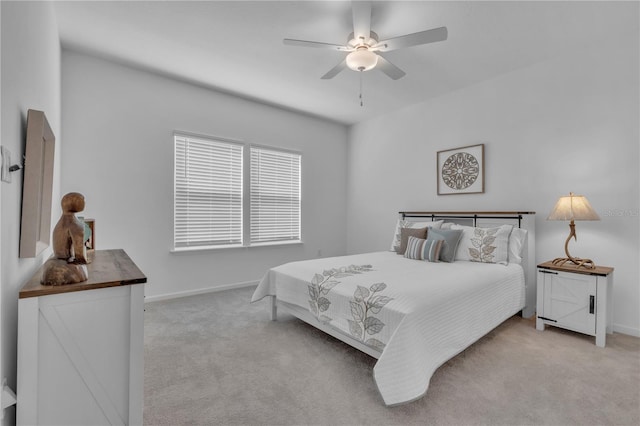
251;211;536;406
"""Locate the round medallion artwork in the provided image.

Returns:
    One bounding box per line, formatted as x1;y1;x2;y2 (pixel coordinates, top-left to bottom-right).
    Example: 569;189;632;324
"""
441;152;479;190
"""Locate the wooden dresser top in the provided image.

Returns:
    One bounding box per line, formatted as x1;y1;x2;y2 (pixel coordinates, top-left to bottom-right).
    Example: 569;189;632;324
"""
20;249;147;299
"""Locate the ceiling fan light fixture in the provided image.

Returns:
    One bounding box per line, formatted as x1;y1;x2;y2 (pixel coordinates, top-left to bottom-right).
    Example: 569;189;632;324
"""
346;48;378;72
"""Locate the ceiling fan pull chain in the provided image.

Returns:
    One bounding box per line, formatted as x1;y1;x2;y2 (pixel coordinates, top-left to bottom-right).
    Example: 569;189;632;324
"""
359;71;364;107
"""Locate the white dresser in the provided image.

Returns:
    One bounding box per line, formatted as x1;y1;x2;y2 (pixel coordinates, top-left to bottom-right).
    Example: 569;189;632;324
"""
17;249;146;425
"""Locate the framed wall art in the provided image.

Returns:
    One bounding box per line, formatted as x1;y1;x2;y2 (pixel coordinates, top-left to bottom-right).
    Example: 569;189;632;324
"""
437;143;484;195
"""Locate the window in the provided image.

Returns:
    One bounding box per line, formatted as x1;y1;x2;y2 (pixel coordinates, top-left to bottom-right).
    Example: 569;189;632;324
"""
250;146;301;244
174;134;243;249
173;133;301;250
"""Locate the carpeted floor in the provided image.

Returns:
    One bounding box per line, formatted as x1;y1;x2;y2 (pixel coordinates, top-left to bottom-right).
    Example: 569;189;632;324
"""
143;286;640;425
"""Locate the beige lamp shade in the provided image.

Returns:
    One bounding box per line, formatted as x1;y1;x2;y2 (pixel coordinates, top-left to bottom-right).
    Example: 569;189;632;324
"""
547;193;600;221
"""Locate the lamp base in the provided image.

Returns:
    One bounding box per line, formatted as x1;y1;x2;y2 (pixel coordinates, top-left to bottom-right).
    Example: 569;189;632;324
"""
554;219;596;269
551;257;596;269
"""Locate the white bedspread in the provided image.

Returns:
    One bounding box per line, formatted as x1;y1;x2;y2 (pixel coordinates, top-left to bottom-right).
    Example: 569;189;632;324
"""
251;251;525;406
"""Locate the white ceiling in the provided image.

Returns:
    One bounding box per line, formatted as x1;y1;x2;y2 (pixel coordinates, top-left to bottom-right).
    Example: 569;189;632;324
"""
54;1;635;125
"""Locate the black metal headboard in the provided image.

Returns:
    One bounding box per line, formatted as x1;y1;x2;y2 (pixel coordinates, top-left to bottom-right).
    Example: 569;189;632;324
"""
399;211;535;228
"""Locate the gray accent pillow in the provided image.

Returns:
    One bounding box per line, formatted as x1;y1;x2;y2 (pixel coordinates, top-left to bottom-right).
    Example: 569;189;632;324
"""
397;227;428;254
428;229;463;262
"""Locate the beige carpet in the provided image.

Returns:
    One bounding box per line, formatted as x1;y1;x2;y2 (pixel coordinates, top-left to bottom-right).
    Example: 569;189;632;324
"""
144;286;639;425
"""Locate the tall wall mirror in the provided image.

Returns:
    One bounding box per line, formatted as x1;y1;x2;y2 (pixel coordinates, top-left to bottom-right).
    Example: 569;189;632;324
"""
19;109;56;258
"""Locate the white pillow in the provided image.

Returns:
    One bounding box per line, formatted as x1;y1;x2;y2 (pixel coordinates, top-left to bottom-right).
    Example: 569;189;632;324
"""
452;224;513;265
389;220;443;252
508;228;527;264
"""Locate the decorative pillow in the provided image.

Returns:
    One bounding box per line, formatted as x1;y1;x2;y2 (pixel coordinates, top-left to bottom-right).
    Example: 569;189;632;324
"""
389;220;443;252
452;224;513;265
508;228;528;264
427;228;463;263
397;227;428;255
404;236;444;262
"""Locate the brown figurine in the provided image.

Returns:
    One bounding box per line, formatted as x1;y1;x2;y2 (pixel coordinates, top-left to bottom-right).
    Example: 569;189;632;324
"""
41;192;89;285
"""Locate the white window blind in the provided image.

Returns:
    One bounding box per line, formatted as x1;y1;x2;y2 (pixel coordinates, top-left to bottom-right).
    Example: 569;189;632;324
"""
250;146;301;244
174;134;243;249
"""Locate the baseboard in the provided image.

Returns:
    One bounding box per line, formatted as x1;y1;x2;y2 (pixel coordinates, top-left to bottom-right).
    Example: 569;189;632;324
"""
613;323;640;338
144;280;258;303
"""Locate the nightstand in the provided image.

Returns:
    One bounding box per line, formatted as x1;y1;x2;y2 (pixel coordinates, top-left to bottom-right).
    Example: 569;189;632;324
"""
536;261;613;347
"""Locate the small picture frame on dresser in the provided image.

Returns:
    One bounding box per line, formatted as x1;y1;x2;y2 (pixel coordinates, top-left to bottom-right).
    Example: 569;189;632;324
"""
79;217;95;263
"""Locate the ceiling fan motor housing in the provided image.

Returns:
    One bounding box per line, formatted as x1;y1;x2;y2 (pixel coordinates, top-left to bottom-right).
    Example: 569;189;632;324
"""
347;31;379;49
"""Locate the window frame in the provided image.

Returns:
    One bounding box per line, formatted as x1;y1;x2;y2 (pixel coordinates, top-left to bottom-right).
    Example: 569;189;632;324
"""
248;144;302;246
172;132;302;252
173;132;245;251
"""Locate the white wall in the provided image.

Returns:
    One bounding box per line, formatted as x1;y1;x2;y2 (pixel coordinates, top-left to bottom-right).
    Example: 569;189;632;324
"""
0;1;61;423
347;23;639;335
61;51;348;300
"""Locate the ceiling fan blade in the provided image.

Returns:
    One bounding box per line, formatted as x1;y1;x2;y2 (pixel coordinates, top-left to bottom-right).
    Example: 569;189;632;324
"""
375;54;406;80
352;1;372;43
283;38;349;51
375;27;448;52
321;59;347;79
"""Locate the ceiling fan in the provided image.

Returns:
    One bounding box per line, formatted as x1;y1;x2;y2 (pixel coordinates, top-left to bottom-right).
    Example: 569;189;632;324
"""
283;1;448;80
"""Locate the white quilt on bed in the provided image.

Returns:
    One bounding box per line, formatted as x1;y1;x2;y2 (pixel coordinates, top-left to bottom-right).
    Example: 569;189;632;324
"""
251;251;525;406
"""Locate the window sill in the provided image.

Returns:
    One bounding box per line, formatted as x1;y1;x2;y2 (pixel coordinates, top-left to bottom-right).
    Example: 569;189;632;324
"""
170;240;303;254
249;240;303;248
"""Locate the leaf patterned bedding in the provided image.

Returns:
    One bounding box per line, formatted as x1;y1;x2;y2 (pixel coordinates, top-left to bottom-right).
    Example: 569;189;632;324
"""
251;251;525;406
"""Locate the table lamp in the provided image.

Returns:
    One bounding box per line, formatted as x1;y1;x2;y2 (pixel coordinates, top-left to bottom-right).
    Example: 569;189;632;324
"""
547;192;600;269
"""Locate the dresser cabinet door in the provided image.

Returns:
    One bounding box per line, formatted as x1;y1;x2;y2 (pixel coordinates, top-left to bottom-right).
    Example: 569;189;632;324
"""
541;270;597;335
